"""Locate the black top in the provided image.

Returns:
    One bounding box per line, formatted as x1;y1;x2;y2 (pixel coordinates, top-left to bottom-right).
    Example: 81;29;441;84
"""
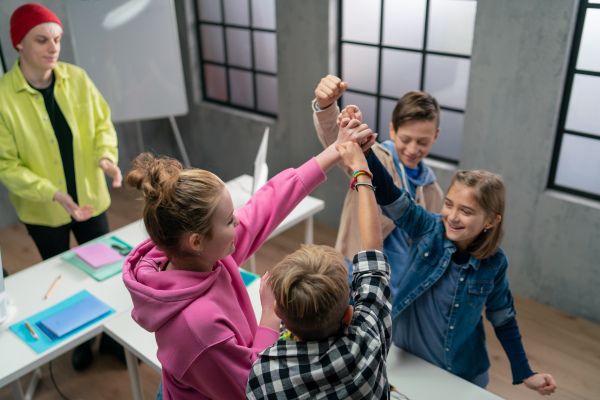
31;73;78;204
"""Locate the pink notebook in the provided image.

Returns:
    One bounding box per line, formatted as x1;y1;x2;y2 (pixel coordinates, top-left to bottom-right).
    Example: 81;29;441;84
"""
73;243;125;269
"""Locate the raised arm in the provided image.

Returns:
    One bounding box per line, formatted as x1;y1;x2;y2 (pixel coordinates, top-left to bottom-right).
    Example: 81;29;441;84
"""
336;141;381;251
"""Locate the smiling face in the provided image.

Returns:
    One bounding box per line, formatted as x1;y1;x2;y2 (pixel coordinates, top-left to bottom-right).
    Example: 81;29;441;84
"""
389;119;439;169
442;183;499;252
17;23;62;73
199;187;239;263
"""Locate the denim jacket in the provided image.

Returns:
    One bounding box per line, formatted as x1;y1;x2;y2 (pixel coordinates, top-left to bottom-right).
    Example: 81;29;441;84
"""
381;190;516;381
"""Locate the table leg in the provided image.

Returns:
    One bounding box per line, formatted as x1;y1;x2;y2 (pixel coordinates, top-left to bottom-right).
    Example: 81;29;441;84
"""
10;368;41;400
304;217;314;244
125;349;144;400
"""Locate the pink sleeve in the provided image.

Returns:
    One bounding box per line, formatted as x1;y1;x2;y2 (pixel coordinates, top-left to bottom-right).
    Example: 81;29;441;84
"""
231;157;326;266
181;329;279;399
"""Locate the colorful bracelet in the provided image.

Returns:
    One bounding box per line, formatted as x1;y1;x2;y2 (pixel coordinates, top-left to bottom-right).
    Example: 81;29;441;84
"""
354;182;376;192
350;172;374;191
353;169;373;179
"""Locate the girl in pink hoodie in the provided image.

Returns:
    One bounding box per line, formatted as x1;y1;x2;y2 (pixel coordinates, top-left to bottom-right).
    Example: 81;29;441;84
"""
122;120;374;400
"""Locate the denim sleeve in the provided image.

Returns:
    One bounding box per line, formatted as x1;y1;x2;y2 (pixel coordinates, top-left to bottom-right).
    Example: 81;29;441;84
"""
484;253;517;327
366;150;402;206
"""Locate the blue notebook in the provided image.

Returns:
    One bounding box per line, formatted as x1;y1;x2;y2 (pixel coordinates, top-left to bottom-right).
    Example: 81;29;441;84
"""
39;294;112;337
10;290;116;353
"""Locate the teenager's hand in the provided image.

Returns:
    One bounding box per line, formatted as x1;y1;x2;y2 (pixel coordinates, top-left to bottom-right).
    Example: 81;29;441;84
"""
336;141;368;172
315;75;348;109
99;158;123;188
53;191;95;221
337;105;362;127
523;374;557;396
337;118;377;152
258;272;281;331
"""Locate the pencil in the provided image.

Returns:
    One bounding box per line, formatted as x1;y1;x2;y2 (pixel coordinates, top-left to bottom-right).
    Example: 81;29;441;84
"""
45;274;61;299
25;321;39;340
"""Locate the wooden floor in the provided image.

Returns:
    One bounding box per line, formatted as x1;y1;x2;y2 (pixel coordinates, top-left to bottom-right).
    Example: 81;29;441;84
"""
1;187;599;400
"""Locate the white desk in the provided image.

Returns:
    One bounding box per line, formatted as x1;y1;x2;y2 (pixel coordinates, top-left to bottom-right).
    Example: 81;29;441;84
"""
386;347;503;400
0;220;148;400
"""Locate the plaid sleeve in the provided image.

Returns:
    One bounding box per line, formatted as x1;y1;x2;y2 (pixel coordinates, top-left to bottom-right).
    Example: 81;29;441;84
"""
351;250;392;356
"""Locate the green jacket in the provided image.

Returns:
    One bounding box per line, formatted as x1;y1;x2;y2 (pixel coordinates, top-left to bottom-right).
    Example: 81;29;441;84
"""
0;60;118;227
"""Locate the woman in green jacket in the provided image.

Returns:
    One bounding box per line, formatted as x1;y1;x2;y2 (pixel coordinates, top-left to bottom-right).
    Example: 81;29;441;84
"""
0;3;123;371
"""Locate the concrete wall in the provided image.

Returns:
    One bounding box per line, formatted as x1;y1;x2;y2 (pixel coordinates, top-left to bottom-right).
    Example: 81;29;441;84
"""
1;0;599;324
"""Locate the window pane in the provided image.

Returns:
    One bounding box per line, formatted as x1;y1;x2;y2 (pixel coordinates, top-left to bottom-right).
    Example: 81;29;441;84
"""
555;134;600;196
226;28;252;68
341;92;377;132
223;0;249;26
424;54;471;109
251;0;276;30
565;74;600;136
430;109;463;161
382;0;426;49
342;43;379;94
378;98;398;141
380;49;422;98
200;24;225;63
342;0;381;44
427;0;476;56
576;9;600;72
204;64;228;102
229;68;254;108
256;73;278;114
253;31;277;73
198;0;222;22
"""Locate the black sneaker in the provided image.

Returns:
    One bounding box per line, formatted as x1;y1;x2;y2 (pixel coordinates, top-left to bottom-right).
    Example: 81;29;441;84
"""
99;333;126;365
72;339;94;371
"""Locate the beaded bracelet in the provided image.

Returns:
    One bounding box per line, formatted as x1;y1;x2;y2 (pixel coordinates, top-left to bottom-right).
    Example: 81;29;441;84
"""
354;182;376;192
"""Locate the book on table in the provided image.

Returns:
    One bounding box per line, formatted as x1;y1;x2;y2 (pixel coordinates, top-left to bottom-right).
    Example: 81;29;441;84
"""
73;242;125;269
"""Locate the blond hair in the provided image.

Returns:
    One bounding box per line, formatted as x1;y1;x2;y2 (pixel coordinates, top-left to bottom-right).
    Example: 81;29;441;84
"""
125;152;224;257
449;170;505;259
269;245;350;341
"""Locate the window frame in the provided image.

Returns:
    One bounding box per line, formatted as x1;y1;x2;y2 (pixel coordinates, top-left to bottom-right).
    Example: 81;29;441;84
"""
547;0;600;201
194;0;278;118
337;0;475;165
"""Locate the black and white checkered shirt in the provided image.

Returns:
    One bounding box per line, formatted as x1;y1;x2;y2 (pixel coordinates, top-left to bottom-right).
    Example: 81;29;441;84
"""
246;250;391;399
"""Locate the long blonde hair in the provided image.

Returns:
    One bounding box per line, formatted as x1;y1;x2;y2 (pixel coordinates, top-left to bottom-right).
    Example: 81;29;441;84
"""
125;153;224;257
449;170;505;259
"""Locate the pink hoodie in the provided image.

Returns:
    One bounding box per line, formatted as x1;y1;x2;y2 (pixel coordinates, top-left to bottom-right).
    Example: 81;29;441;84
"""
122;158;326;399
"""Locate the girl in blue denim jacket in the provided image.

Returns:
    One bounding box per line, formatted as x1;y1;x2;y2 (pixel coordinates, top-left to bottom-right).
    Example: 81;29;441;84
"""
360;146;557;396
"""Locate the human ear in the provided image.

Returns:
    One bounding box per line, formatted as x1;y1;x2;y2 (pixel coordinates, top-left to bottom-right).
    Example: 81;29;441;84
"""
343;305;354;326
484;214;501;230
16;43;23;51
432;127;441;144
273;301;281;319
389;122;396;141
188;233;204;254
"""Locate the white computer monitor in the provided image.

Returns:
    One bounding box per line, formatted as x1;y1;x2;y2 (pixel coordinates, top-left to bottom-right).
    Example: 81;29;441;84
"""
252;127;269;195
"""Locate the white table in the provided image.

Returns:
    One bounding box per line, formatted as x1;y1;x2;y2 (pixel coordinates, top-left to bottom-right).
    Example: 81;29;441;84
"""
386;347;503;399
0;220;148;400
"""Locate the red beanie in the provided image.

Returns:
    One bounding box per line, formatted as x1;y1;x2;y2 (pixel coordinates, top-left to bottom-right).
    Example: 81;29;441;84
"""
10;3;62;50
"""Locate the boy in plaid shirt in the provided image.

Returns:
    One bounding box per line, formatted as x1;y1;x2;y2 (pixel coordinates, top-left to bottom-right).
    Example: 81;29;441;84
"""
246;138;392;399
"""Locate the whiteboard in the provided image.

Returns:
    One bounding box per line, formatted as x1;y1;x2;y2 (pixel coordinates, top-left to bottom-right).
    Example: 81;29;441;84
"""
66;0;188;123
